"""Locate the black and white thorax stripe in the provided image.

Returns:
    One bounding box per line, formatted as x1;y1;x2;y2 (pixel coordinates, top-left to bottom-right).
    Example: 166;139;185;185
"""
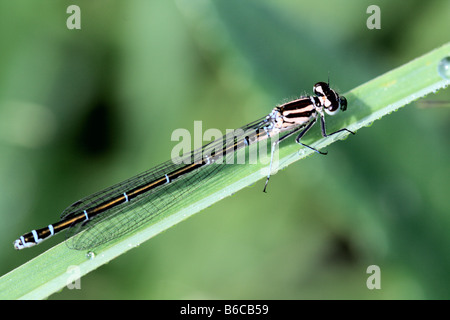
266;96;319;135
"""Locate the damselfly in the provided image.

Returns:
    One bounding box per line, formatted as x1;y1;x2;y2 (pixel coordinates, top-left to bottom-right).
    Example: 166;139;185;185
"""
14;82;354;250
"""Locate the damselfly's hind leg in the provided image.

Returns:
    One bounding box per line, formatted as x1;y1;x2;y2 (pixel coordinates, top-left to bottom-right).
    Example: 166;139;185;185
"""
263;140;278;193
263;119;322;192
263;116;354;192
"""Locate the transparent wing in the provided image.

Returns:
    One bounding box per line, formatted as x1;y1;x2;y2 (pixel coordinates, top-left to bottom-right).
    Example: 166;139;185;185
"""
62;116;270;250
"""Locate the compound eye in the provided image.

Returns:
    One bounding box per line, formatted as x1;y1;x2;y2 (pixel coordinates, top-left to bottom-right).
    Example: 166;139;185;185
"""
313;82;328;97
340;96;347;111
325;103;339;115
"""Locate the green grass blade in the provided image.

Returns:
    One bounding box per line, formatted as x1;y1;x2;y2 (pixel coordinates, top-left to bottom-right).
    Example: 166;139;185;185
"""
0;42;448;300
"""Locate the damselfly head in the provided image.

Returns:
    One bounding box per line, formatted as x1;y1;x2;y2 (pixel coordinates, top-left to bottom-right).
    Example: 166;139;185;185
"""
313;82;329;97
313;82;347;115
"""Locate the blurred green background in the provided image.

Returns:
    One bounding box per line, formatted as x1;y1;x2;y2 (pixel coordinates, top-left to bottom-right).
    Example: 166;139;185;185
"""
0;0;449;299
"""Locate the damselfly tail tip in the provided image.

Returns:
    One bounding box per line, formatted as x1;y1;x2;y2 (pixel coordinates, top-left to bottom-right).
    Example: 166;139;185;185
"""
13;233;38;250
13;238;26;250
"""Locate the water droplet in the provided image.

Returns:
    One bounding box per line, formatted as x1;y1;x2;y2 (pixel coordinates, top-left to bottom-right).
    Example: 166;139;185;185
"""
86;251;95;260
437;56;450;80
